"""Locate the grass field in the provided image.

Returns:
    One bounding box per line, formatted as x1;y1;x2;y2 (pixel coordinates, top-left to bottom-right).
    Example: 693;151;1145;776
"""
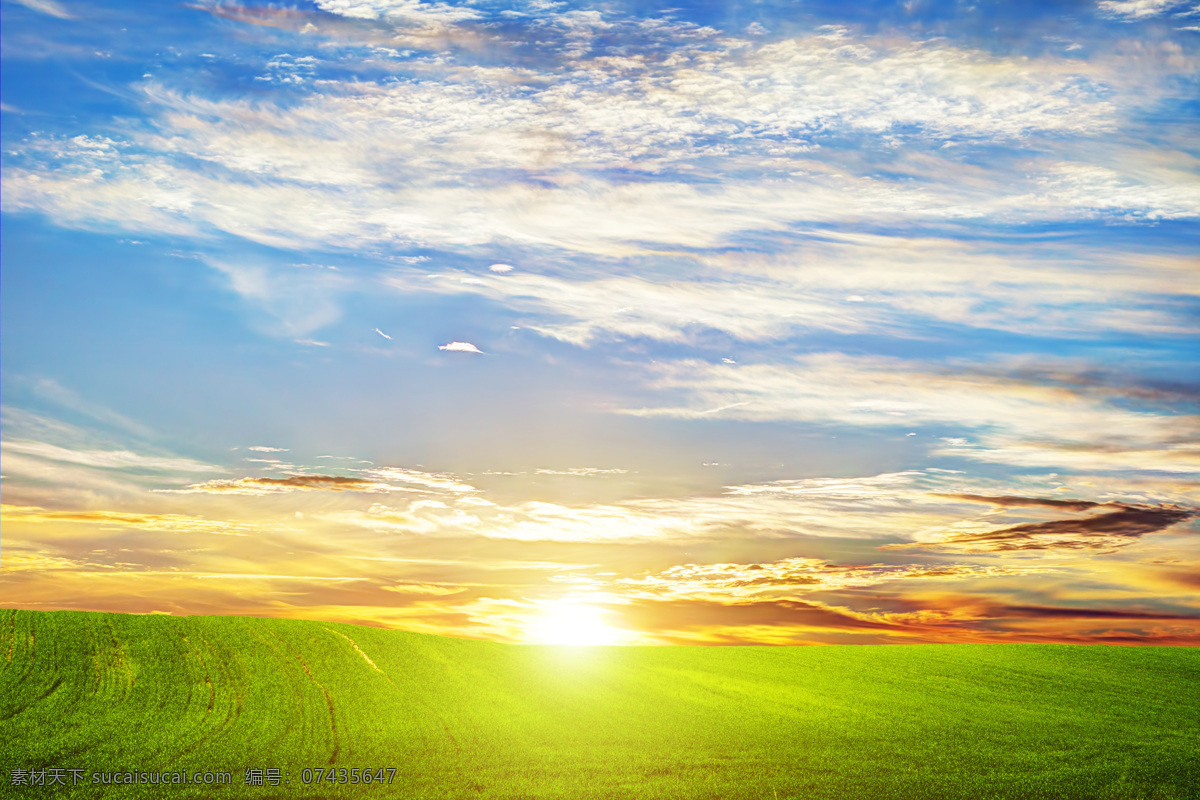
2;609;1197;799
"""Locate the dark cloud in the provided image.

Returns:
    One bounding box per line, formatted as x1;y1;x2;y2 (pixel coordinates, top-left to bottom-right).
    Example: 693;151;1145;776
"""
893;497;1196;553
963;363;1200;411
1016;369;1200;409
938;494;1110;513
998;605;1200;621
240;475;378;490
612;591;1200;645
167;474;398;494
784;590;1200;644
951;506;1194;551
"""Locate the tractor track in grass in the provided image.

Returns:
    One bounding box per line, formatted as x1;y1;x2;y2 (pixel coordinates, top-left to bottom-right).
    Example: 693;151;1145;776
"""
90;625;103;695
247;626;309;755
107;620;134;691
1;671;63;723
294;653;340;764
181;634;216;714
37;676;64;702
258;625;342;764
0;617;36;722
388;655;462;754
323;626;462;755
325;628;383;674
194;630;248;730
173;629;246;763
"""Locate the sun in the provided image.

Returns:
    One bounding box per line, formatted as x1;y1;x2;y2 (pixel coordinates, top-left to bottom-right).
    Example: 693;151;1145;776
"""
529;603;624;646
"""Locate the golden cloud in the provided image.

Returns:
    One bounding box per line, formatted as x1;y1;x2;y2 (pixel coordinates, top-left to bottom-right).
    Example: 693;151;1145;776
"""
0;504;252;535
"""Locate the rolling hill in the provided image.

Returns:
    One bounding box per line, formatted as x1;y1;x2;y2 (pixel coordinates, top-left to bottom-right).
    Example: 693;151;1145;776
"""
2;609;1197;799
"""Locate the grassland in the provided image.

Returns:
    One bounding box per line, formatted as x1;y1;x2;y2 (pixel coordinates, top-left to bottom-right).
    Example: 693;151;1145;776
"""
2;609;1197;799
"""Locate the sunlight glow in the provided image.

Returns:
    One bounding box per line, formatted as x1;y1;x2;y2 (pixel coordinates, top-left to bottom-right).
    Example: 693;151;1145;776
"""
529;603;624;646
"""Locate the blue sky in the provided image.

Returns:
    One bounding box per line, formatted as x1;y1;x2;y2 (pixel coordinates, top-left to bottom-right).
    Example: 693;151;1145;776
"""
2;0;1198;644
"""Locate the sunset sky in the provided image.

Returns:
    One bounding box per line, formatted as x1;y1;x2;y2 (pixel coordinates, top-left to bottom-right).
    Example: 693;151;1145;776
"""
2;0;1197;645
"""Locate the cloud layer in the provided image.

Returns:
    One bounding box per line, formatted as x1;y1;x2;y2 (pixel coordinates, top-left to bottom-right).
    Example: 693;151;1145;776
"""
2;0;1197;645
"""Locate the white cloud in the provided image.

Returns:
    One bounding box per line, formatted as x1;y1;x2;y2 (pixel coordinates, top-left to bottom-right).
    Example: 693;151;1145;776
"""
395;270;873;344
206;257;347;338
438;341;482;353
489;263;514;273
1097;0;1186;19
1012;162;1200;222
343;469;902;541
0;440;225;473
248;445;289;453
317;467;1192;544
14;0;74;19
0;452;185;506
375;327;393;339
389;234;1199;345
932;438;1200;474
9;26;1183;262
623;354;1200;473
19;377;153;438
7;145;1193;262
314;0;481;23
362;466;479;493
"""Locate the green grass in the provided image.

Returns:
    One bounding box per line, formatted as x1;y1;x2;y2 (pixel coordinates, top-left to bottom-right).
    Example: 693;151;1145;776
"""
2;609;1197;799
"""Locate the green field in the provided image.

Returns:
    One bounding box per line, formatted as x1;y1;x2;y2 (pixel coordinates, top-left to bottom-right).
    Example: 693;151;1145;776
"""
2;609;1197;799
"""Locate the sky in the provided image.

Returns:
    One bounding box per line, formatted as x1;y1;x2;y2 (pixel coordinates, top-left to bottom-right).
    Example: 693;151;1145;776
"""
1;0;1197;646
